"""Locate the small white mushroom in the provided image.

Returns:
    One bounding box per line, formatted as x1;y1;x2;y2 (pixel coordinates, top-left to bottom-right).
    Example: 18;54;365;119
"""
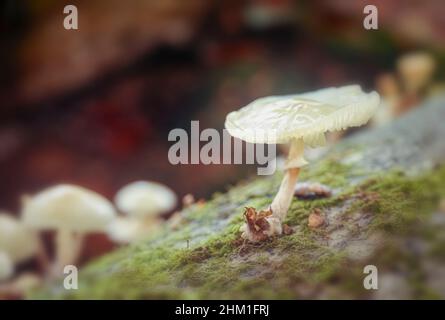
225;85;379;242
115;181;177;218
372;73;400;126
109;181;177;243
0;212;40;265
397;52;435;95
182;194;195;208
0;272;42;297
22;184;116;275
13;272;42;291
107;217;151;244
0;252;13;282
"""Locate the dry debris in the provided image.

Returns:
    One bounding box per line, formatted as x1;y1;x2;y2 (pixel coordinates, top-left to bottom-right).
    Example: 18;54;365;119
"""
294;182;332;200
243;207;273;242
308;209;326;229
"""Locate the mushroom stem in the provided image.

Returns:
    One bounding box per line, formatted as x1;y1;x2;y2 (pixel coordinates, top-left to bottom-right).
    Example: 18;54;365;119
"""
270;138;305;221
142;215;161;227
53;230;84;276
35;236;50;273
241;139;306;241
270;167;300;221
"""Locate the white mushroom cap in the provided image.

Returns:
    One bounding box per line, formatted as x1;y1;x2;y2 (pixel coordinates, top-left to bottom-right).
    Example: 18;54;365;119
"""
22;184;116;232
114;181;177;218
397;52;435;92
12;272;42;291
0;212;39;264
107;217;158;244
0;252;13;281
225;85;380;147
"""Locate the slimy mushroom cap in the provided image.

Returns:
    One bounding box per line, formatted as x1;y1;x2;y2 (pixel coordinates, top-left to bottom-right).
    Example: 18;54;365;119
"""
225;85;380;147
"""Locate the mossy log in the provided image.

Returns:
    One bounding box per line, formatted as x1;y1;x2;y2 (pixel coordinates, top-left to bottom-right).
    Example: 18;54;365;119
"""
36;96;445;299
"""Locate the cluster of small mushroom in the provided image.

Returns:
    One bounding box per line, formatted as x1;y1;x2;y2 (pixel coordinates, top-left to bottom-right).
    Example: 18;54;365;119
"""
0;180;177;297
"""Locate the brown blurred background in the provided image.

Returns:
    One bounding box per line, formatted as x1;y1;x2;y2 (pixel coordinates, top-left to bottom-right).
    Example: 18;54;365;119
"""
0;0;444;232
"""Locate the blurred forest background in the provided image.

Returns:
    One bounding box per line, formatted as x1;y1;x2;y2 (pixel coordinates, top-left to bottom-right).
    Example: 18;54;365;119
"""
0;0;444;259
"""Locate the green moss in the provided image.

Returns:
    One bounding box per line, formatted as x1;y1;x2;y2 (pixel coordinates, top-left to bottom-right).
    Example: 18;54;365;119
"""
32;159;445;299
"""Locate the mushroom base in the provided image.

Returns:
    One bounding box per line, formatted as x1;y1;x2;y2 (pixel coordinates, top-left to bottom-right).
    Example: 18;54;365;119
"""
52;230;84;277
240;167;300;242
240;207;282;242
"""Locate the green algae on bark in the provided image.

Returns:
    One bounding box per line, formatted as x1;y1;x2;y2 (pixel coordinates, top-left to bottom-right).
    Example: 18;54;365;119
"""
31;164;445;299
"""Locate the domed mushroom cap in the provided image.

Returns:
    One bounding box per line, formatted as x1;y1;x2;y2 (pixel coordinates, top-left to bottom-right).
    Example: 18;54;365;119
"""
225;85;380;146
0;213;39;264
397;53;435;78
22;185;116;232
107;217;157;244
397;52;435;91
115;181;177;218
0;251;13;281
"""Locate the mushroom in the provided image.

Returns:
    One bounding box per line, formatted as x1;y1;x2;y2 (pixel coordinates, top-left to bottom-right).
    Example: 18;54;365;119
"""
0;272;42;298
0;212;41;266
107;217;149;244
396;52;435;115
109;181;177;243
397;52;435;95
22;184;116;275
0;252;13;282
182;194;195;208
225;85;379;242
372;73;400;126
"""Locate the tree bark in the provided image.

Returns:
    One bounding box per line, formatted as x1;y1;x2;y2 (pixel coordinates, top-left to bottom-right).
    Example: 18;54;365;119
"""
35;96;445;299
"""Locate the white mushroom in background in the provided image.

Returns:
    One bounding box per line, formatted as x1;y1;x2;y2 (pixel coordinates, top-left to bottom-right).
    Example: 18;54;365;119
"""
115;181;177;219
0;272;42;297
182;194;195;208
395;52;436;116
225;85;380;242
22;184;117;276
107;217;148;244
397;52;435;96
372;73;400;127
109;181;177;243
0;212;41;266
0;251;13;282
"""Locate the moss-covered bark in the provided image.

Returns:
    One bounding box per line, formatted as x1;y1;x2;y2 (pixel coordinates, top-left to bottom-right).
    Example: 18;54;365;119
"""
34;97;445;299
